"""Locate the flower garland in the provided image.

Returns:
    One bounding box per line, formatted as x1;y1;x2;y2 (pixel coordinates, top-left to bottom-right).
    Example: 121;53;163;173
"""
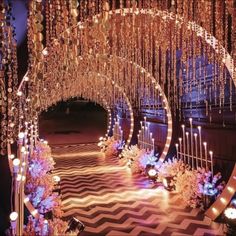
24;140;75;235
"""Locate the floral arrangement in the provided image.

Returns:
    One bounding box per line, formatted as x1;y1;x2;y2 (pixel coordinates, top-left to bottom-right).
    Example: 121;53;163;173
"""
157;157;225;208
23;140;73;235
139;150;158;169
157;158;187;186
24;216;76;236
175;169;202;208
119;145;147;173
98;136;124;158
175;168;225;208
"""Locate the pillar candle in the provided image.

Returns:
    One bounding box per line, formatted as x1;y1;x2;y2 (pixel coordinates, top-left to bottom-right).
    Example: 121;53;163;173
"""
182;125;186;163
194;133;198;168
203;142;207;169
186;132;190;165
198;126;203;167
179;138;182;160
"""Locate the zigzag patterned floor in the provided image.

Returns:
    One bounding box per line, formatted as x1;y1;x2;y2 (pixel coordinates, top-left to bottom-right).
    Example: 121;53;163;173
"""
52;143;224;236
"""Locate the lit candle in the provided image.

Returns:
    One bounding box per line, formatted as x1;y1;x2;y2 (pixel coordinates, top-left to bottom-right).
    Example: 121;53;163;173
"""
194;133;198;168
203;142;207;169
198;126;203;167
179;138;182;160
189;118;194;168
186;132;190;165
182;125;186;163
175;144;179;159
209;151;213;175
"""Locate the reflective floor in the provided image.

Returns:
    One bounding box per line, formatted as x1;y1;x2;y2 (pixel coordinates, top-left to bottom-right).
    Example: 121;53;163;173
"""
53;143;224;236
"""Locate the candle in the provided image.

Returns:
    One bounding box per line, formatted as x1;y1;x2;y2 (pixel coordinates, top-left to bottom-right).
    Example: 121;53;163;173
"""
189;118;194;168
175;144;179;159
203;142;207;169
186;132;190;165
182;125;186;163
209;151;213;175
194;133;198;168
152;138;155;152
198;126;203;167
179;138;182;160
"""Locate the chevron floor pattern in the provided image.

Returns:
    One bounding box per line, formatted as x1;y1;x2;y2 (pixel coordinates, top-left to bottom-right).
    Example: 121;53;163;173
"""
52;143;224;236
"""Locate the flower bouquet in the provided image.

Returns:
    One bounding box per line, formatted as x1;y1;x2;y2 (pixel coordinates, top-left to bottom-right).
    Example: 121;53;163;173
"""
98;136;124;158
157;158;187;190
119;145;146;173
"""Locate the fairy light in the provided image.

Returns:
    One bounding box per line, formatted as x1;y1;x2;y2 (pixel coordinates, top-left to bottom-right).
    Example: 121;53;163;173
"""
148;168;157;178
53;175;61;183
9;154;15;159
227;186;234;193
13;159;20;167
212;207;218;214
10;212;18;221
24;76;29;82
31;209;38;217
24;197;30;203
18;132;25;140
220;197;227;204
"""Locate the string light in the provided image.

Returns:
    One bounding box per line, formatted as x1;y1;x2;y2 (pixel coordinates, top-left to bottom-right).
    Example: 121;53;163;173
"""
9;212;18;221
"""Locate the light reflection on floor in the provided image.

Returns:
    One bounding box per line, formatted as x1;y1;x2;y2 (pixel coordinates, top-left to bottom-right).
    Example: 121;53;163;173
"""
53;143;224;236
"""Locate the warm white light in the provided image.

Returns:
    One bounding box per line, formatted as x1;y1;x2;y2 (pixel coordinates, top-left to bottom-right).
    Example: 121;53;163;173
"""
21;146;26;153
163;178;168;188
16;174;22;181
9;154;15;159
31;209;38;216
24;197;30;203
24;76;29;81
212;207;218;214
18;132;24;139
13;158;20;166
53;175;61;183
44;219;48;224
42;50;48;56
148;169;157;177
17;91;22;96
220;197;227;204
227;186;234;193
10;212;18;221
224;207;236;220
9;122;15;128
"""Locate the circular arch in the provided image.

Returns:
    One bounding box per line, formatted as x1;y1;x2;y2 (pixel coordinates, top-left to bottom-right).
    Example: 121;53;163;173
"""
18;5;234;165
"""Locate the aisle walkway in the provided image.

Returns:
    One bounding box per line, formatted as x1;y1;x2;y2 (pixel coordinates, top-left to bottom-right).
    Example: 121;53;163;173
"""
52;143;224;236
